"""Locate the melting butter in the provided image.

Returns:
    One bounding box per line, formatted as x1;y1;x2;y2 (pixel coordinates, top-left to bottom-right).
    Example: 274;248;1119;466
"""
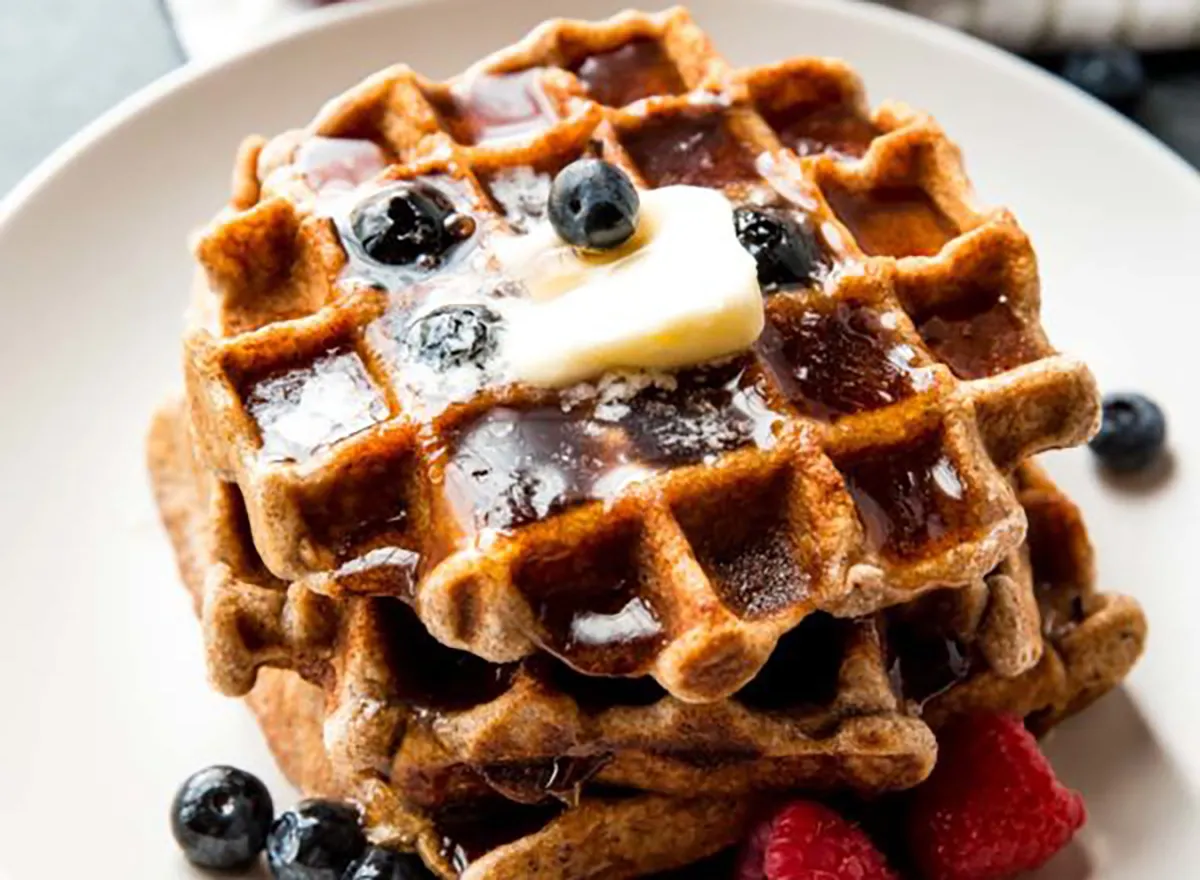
493;186;764;388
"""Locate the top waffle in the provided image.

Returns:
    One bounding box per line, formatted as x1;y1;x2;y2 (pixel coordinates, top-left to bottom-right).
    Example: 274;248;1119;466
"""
183;7;1099;702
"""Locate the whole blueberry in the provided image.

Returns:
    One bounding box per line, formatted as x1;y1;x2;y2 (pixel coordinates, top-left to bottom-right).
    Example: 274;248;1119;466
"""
342;846;434;879
1089;392;1167;473
405;304;501;371
733;207;823;292
548;159;640;250
1062;48;1146;110
267;799;367;880
170;765;274;870
352;183;475;268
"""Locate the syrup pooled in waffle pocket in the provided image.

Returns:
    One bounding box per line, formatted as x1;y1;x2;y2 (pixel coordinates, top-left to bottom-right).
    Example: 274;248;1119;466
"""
183;6;1100;705
151;8;1146;879
150;401;1143;878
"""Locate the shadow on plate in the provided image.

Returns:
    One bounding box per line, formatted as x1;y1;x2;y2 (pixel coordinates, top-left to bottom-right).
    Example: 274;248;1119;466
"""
1030;686;1198;878
1094;449;1176;495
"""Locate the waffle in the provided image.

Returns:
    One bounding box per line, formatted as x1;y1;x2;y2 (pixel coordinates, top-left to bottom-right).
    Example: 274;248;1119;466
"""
149;399;1142;879
150;396;1142;804
150;400;758;878
151;399;938;803
181;7;1099;703
914;461;1147;732
250;669;758;880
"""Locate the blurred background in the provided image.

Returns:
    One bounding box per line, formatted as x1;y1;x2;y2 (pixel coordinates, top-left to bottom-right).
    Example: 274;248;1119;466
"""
2;0;1199;196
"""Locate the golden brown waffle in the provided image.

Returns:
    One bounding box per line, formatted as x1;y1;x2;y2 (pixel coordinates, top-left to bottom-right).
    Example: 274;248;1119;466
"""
149;401;759;878
149;402;1143;879
268;461;1145;810
149;399;1142;810
246;668;757;880
914;462;1147;732
181;7;1099;704
150;399;937;803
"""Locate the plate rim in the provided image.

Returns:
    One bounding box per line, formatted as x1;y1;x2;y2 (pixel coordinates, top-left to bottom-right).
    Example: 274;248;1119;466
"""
0;1;1195;876
3;0;1200;235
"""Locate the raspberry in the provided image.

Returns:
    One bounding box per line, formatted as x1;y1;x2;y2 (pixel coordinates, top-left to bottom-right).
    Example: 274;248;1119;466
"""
735;813;773;880
738;801;896;880
909;713;1086;880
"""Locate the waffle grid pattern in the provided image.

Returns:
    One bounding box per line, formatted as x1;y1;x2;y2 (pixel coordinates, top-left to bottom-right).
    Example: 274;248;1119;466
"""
147;10;1147;878
184;7;1098;705
148;401;1145;880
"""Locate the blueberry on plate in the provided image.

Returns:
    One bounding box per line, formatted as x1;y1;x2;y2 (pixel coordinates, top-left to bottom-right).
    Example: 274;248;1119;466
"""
405;304;502;371
733;207;823;292
1061;48;1146;110
548;158;640;250
267;799;367;880
170;765;274;870
353;182;475;268
342;846;433;879
1089;392;1167;473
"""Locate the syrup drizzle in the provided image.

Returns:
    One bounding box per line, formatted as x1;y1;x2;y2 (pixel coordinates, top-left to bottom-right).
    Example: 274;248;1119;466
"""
767;103;880;158
573;38;687;106
293;136;388;194
515;525;666;675
759;302;936;420
621;110;760;189
840;429;972;561
433;68;559;145
912;292;1044;380
443;407;638;533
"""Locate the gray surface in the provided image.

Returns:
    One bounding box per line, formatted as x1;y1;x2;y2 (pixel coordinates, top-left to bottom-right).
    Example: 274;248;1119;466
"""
1;0;1197;200
0;0;181;195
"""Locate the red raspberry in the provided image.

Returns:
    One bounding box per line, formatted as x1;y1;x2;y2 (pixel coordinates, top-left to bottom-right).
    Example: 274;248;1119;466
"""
909;713;1086;880
738;801;897;880
735;813;773;880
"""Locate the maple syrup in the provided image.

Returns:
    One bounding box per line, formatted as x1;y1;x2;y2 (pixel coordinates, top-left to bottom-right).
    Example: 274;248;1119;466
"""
515;525;666;675
293;136;388;193
333;545;420;597
431;69;558;145
621;109;760;189
839;428;974;561
378;599;517;712
479;755;612;805
885;599;973;706
760;301;935;420
573;38;686;106
619;360;783;466
912;291;1043;380
443;407;635;533
767;103;880;158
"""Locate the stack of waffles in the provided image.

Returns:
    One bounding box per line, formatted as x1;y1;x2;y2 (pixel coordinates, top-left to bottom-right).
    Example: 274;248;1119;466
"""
148;8;1147;877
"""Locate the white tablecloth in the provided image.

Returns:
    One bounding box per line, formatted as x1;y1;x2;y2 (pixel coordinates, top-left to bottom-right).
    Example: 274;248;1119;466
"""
165;0;1200;59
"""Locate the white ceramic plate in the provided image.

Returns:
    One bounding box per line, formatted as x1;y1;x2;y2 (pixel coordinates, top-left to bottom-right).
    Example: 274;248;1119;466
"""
0;1;1197;877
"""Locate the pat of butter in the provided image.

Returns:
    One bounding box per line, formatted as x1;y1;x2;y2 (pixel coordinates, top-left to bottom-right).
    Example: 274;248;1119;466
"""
493;186;764;388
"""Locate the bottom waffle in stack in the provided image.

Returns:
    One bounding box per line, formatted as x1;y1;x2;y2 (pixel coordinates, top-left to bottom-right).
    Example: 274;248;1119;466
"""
149;398;1144;879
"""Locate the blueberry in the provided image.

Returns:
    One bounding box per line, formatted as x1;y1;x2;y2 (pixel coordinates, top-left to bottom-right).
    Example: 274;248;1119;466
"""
342;846;433;879
170;765;274;870
353;183;475;267
1062;48;1146;110
1089;392;1167;473
733;207;822;292
548;159;639;250
267;799;367;880
405;305;501;371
